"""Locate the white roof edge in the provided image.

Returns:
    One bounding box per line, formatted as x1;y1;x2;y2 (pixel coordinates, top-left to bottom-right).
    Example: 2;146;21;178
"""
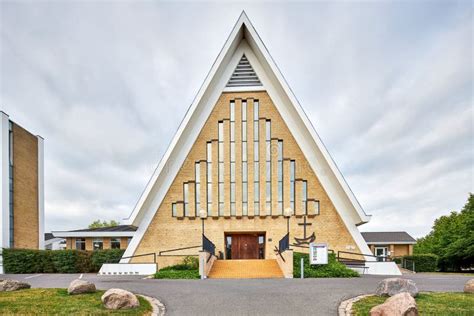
366;241;417;245
52;231;136;238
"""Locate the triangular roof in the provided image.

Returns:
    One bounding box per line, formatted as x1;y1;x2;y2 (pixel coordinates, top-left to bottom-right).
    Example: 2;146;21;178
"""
122;11;371;260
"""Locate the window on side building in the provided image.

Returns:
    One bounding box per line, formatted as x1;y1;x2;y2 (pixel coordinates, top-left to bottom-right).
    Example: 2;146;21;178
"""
75;238;86;250
111;238;121;249
93;238;103;250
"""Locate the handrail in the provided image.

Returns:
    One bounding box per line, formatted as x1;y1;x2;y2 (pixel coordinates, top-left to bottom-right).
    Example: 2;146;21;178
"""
202;234;216;263
113;252;156;263
279;233;290;253
158;245;201;256
275;233;290;262
337;250;392;263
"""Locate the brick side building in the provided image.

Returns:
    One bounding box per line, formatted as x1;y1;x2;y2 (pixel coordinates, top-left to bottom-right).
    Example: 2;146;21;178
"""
362;231;416;260
0;112;44;253
53;225;136;251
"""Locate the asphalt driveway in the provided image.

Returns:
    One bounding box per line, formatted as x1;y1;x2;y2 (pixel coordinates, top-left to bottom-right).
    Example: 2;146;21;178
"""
2;273;471;315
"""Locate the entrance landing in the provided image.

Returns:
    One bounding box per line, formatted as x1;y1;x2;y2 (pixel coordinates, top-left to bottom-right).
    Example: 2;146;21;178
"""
208;259;284;279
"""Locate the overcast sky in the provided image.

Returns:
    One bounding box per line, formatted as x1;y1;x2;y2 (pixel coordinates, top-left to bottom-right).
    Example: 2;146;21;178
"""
1;1;472;238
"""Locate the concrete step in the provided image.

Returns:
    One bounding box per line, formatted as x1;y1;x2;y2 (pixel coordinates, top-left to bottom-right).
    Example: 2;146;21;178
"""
208;259;284;279
98;263;157;276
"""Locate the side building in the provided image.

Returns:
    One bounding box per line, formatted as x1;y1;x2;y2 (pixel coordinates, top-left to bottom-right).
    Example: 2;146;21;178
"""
0;112;44;251
52;225;136;251
362;231;416;260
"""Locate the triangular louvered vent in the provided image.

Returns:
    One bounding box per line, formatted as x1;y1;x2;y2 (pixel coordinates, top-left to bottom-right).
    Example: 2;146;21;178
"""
226;55;262;87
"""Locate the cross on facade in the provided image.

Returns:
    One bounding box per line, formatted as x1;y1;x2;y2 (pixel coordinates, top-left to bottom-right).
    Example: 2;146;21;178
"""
297;215;312;239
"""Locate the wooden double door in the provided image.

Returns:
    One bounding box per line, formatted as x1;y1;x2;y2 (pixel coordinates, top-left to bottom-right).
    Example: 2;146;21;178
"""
226;233;264;260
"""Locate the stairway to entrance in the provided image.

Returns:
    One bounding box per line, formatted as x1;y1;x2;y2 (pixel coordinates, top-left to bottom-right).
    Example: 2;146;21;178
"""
208;259;284;279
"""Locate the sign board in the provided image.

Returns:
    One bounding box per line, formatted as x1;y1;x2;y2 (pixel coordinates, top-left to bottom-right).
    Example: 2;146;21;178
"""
309;243;328;265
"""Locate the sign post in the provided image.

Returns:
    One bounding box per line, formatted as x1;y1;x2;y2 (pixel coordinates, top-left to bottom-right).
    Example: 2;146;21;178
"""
309;243;328;265
300;258;304;279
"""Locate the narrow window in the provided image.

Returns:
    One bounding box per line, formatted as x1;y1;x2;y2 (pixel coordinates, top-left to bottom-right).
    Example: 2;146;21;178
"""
277;141;283;214
265;120;271;214
253;100;260;215
172;203;177;217
207;142;212;215
302;180;307;215
75;238;86;251
8;122;14;248
242;100;248;214
230;101;236;215
218;121;225;216
93;238;103;250
290;160;295;212
183;183;189;216
195;163;200;214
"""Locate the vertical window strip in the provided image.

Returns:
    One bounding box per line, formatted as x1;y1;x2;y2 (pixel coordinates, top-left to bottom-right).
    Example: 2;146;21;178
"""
253;100;260;215
195;163;200;214
290;160;295;212
242;100;248;215
207;142;212;215
230;101;236;216
265;120;271;214
277;141;283;214
218;121;224;216
302;180;308;215
8;122;13;247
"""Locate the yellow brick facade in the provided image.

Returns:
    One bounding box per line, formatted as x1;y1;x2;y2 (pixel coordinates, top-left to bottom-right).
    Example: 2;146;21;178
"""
12;123;39;249
132;91;361;266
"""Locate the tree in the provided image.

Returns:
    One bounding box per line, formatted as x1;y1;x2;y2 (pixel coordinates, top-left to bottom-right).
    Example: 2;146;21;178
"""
415;193;474;271
88;220;120;229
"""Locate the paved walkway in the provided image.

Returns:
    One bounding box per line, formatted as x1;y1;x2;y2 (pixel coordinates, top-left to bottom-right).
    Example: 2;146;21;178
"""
2;273;471;315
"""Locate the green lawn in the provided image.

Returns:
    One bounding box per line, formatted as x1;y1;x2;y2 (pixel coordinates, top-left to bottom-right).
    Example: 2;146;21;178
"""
352;292;474;315
0;288;152;315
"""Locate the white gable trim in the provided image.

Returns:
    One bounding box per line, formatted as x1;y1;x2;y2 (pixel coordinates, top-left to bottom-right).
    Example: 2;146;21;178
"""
122;12;371;262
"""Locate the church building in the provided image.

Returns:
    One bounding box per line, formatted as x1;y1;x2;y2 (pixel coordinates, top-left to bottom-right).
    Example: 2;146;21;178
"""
121;12;373;277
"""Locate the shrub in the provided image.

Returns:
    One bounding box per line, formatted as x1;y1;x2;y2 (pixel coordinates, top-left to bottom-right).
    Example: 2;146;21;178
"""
403;254;438;272
3;248;124;273
293;252;359;278
154;256;200;279
392;257;402;264
183;256;199;269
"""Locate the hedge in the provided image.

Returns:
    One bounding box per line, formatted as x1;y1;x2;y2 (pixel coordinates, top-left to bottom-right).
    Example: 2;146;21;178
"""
402;254;438;272
3;248;124;274
392;257;402;264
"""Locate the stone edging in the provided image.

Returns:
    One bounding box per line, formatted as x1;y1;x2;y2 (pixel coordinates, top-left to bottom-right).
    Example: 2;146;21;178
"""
139;294;166;316
338;294;373;316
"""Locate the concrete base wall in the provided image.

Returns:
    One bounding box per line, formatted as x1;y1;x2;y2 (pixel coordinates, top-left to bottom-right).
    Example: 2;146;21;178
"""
276;249;293;278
